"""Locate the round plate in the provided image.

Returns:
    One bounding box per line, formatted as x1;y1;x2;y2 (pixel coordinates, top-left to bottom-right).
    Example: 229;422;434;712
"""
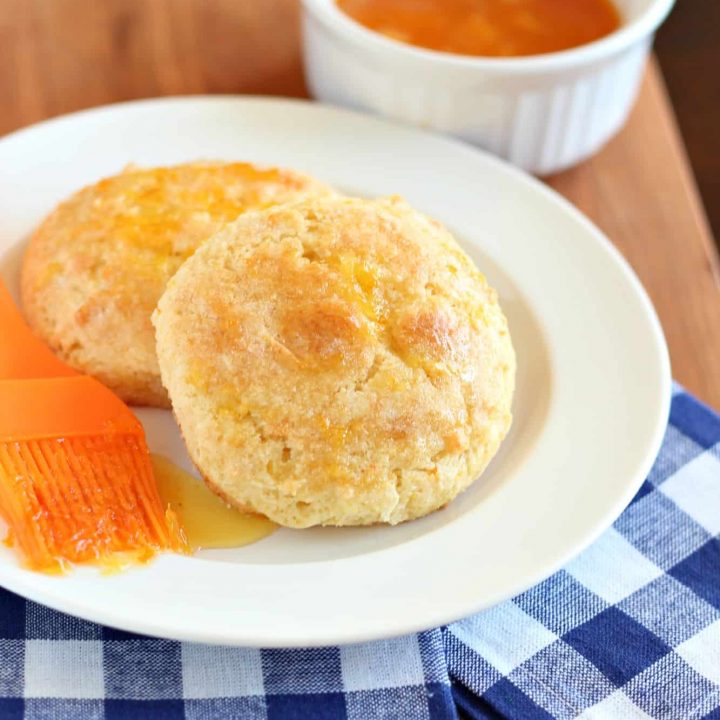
0;98;670;646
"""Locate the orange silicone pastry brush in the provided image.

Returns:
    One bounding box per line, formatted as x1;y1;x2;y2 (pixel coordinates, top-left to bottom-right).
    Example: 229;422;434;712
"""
0;279;186;572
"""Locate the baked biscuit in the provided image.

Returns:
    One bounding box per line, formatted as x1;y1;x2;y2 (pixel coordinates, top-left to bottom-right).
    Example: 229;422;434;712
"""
153;196;515;527
21;162;335;407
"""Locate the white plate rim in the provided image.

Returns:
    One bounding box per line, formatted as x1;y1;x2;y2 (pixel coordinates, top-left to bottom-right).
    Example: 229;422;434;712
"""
0;96;671;646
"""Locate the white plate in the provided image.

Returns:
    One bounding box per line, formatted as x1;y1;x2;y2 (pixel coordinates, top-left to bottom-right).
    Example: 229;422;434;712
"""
0;98;670;647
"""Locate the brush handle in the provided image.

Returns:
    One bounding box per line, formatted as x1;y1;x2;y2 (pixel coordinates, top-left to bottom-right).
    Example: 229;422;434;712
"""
0;278;77;380
0;375;143;441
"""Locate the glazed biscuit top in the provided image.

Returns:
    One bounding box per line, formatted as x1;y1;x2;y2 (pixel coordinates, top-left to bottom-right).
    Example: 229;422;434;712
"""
21;162;335;406
153;196;515;527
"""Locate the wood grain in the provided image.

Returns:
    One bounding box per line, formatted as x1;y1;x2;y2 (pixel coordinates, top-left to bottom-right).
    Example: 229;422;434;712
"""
547;61;720;407
1;0;718;406
655;0;720;241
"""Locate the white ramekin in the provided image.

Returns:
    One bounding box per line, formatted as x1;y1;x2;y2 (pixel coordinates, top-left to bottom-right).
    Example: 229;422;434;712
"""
302;0;675;175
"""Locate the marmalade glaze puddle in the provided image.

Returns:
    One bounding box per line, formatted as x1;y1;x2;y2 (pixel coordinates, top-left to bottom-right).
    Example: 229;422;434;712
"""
151;454;277;551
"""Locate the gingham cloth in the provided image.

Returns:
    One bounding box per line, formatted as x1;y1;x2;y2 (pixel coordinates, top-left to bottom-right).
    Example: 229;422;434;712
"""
1;384;719;720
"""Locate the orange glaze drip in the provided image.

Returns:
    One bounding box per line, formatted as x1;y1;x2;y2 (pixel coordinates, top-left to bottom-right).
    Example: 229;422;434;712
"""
336;0;621;57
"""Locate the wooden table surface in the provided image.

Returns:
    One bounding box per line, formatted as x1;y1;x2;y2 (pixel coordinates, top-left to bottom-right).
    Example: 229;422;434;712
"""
2;0;719;407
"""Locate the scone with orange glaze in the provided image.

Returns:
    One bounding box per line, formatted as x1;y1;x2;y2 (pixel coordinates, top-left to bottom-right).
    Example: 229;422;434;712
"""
153;196;515;527
21;162;336;407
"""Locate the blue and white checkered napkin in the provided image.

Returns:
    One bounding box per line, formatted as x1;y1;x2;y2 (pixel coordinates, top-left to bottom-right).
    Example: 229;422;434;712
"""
1;384;719;719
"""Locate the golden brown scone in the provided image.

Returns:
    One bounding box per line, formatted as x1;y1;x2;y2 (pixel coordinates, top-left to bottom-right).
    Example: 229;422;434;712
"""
153;196;515;527
21;162;336;407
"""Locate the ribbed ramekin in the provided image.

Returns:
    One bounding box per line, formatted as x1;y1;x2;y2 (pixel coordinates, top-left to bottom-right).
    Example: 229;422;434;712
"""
302;0;675;175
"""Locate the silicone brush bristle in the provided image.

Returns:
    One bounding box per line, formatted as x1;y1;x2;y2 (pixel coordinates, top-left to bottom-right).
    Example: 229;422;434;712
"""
0;434;186;572
0;281;187;572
